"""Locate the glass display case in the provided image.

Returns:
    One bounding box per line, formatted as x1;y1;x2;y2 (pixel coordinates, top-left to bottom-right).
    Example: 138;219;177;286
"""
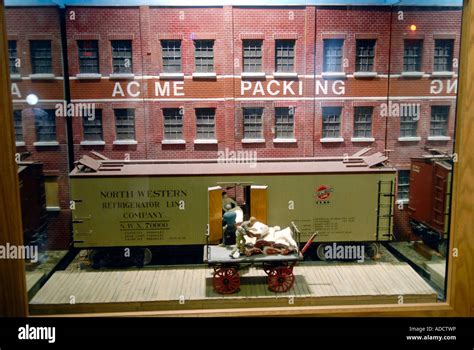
0;0;472;319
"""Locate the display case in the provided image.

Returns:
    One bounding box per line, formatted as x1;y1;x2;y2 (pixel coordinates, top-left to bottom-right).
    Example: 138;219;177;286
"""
0;0;472;318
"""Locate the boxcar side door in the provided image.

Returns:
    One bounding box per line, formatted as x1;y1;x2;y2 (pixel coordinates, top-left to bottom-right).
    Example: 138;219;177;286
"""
208;186;223;243
250;185;268;224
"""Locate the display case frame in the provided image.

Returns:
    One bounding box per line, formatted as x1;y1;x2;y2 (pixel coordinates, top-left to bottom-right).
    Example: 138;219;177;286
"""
0;0;472;317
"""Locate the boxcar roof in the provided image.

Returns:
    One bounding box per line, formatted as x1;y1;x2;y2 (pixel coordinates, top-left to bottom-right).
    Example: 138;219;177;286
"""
70;154;397;177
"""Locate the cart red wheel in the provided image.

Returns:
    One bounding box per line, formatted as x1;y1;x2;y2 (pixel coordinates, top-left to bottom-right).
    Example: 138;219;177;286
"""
213;267;240;294
267;266;295;293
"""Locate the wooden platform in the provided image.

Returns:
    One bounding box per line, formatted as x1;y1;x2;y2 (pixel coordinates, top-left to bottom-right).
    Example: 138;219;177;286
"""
29;262;438;314
424;261;447;290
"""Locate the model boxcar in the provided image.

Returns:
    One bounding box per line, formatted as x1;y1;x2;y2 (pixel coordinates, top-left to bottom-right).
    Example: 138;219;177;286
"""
408;157;452;256
17;162;47;247
70;152;396;265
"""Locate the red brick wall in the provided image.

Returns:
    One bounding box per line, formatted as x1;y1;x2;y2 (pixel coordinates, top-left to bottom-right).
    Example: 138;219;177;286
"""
7;7;71;249
6;5;462;248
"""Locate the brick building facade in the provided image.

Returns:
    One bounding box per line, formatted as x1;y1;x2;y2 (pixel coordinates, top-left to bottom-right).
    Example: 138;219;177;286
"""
6;1;462;248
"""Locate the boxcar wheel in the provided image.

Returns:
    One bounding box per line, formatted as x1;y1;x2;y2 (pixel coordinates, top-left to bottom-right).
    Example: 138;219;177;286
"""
366;243;380;259
143;248;152;265
316;244;327;261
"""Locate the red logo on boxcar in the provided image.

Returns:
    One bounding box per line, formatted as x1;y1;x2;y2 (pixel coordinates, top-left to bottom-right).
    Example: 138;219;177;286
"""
315;185;333;200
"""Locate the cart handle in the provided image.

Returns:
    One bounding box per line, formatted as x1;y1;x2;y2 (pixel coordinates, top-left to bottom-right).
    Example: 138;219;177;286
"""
301;232;318;255
290;221;301;246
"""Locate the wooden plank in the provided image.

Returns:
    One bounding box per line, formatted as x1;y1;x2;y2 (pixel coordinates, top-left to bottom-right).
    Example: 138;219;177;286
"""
28;261;443;314
414;242;440;260
114;271;138;302
139;270;156;302
106;270;127;303
155;268;172;300
449;0;474;316
77;271;103;304
145;269;162;301
89;271;112;303
43;272;73;304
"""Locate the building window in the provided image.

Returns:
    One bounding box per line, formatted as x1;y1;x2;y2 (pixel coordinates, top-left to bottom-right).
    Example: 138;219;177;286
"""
243;108;263;139
397;170;410;201
400;110;418;138
114;109;135;140
83;110;103;141
275;107;294;138
355;39;375;72
354;107;373;138
163;108;183;140
322;107;342;138
13;110;23;142
243;40;263;73
196;108;215;139
430;106;450;136
78;40;99;74
112;40;132;74
30;40;52;74
403;40;423;72
194;40;214;73
161;40;181;73
434;39;454;72
275;40;295;72
45;177;59;210
34;109;56;142
8;40;18;75
323;39;343;72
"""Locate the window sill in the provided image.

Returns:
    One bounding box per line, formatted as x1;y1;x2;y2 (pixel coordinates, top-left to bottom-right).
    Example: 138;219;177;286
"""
15;141;26;147
33;141;59;147
319;137;344;143
273;72;298;79
46;206;61;212
113;140;138;145
109;73;135;80
242;138;265;144
322;72;346;79
241;72;266;79
273;138;297;143
194;139;218;144
192;72;217;79
10;74;22;81
431;71;454;78
80;140;106;146
398;136;421;142
162;139;186;144
353;72;378;79
428;136;451;141
159;72;184;80
29;73;55;80
76;73;102;80
351;137;375;142
320;137;344;143
401;71;425;78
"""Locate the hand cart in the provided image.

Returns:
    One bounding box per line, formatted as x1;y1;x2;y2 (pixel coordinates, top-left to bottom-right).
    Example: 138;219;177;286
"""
204;222;317;294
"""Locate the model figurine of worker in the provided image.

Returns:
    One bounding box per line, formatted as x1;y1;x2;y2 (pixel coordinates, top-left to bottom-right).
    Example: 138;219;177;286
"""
222;210;237;246
222;191;238;212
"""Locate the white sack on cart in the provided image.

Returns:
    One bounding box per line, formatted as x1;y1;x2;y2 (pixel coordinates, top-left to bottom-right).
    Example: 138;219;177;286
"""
243;223;297;249
265;226;298;249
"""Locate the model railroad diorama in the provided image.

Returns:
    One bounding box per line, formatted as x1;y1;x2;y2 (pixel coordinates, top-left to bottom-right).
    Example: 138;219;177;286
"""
68;149;400;293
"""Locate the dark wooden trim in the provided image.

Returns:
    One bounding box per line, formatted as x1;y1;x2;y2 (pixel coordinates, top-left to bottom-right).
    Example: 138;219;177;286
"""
0;0;28;317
